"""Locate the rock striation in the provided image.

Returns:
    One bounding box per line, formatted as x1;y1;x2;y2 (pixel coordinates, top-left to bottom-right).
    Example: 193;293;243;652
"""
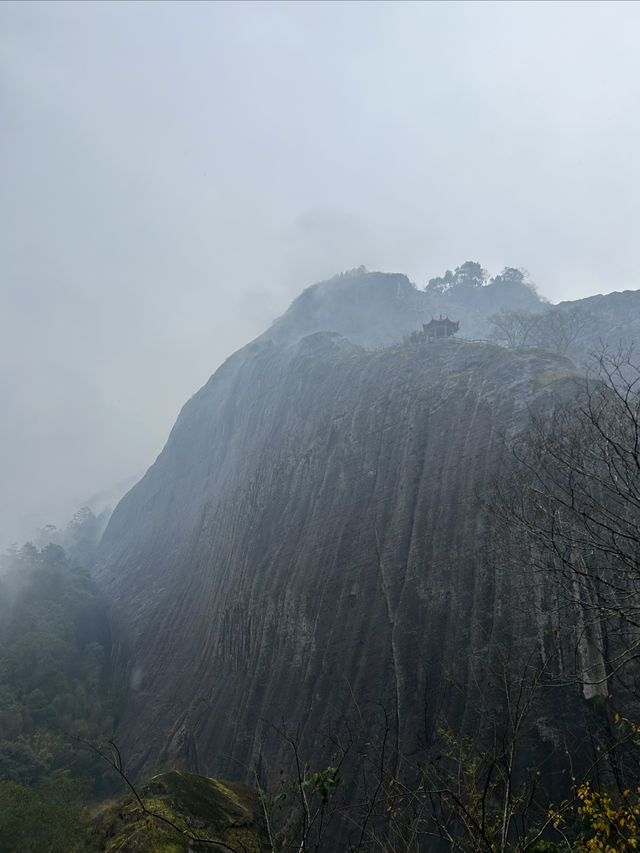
95;270;627;790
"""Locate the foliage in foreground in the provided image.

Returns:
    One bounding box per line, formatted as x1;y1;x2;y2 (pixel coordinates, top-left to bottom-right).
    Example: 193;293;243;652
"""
90;769;266;852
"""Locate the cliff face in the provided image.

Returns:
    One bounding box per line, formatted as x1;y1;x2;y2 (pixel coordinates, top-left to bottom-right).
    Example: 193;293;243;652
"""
96;272;600;785
93;271;640;804
562;288;640;366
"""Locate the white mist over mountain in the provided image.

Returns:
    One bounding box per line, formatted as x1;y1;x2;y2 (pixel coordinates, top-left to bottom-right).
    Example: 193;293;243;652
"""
2;0;639;549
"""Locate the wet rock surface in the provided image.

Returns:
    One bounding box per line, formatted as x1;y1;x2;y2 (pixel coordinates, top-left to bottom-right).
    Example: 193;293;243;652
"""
95;272;630;787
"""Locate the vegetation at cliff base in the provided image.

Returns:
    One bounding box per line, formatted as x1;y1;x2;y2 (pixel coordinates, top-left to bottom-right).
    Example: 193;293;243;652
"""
0;542;123;850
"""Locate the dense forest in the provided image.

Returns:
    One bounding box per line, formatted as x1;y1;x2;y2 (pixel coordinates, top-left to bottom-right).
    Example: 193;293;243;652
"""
0;542;123;852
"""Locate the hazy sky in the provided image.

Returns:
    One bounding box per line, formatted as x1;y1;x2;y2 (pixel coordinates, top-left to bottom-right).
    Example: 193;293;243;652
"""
2;0;640;548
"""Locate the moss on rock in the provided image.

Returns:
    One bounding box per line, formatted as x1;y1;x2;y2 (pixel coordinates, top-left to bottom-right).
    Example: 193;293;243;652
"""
90;770;266;852
535;367;583;388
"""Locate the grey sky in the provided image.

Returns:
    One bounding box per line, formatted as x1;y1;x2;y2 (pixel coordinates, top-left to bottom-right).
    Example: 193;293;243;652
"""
2;0;640;548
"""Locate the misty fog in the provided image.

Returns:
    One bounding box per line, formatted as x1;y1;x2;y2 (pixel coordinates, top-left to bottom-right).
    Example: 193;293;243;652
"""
2;0;640;548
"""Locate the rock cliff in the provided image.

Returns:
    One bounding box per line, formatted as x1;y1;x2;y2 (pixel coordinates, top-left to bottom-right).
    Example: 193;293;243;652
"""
95;270;632;791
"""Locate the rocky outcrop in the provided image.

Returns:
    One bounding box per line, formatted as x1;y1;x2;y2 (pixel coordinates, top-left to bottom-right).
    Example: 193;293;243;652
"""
262;267;543;347
90;770;265;852
94;269;640;806
95;299;585;787
561;288;640;366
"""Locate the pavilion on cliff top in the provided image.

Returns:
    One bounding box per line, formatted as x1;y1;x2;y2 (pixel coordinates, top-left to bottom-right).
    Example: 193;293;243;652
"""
423;315;460;340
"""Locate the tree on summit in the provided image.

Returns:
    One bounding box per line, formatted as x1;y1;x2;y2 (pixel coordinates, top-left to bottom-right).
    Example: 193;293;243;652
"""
488;308;543;348
454;260;487;288
426;261;487;294
489;267;528;290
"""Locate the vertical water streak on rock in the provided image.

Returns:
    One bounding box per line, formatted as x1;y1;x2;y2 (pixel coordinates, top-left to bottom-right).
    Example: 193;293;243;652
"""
96;325;592;783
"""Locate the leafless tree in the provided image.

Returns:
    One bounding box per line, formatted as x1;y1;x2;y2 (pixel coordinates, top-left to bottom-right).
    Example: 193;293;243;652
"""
489;306;595;354
488;309;544;348
346;642;577;853
534;307;596;355
499;346;640;703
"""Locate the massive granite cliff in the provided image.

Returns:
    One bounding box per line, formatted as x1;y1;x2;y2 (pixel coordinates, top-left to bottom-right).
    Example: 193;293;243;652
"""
95;270;629;790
